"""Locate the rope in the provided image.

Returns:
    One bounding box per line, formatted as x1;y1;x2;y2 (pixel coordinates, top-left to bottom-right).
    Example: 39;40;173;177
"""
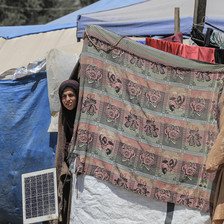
193;16;224;33
85;30;126;52
205;22;224;33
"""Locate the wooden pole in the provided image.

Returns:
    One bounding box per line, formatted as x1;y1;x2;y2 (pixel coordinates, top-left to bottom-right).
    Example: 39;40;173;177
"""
174;7;180;34
193;0;207;32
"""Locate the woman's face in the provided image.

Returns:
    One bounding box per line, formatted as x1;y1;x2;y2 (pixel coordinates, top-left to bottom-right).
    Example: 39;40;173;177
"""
61;87;77;110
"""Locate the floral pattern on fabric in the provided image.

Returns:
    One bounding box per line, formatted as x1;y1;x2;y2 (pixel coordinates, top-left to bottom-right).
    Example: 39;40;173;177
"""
72;25;224;213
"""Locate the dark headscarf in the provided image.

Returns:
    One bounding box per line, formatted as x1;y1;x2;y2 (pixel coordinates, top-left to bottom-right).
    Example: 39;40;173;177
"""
59;79;79;142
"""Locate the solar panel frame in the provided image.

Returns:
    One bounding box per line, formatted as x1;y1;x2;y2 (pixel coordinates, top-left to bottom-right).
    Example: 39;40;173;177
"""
22;168;58;224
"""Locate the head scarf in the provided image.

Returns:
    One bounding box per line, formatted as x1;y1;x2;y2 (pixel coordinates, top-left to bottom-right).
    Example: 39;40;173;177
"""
59;79;79;142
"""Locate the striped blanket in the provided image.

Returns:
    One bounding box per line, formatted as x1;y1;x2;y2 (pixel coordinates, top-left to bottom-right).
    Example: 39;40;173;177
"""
69;25;224;213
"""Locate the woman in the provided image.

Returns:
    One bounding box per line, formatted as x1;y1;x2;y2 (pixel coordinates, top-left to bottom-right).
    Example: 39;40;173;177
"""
59;79;79;157
54;79;79;224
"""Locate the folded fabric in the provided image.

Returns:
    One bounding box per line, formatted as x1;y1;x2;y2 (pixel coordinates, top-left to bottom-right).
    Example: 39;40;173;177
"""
162;32;183;44
210;30;224;48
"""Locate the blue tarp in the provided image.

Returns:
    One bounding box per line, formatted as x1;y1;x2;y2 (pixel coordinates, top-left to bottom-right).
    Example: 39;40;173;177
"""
48;0;147;25
76;0;224;39
76;0;195;39
0;0;146;39
77;17;194;39
0;73;57;223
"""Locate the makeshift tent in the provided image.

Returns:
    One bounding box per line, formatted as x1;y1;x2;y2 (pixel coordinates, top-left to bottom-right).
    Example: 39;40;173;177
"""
76;0;224;39
0;1;150;222
0;0;146;75
2;0;223;223
0;0;147;39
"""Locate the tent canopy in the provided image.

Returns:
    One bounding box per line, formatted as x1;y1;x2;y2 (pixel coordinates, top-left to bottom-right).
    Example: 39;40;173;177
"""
0;0;148;73
48;0;147;25
76;0;224;39
0;0;146;39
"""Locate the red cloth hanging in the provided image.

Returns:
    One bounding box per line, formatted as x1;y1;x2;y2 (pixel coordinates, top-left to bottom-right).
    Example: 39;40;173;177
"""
145;37;215;63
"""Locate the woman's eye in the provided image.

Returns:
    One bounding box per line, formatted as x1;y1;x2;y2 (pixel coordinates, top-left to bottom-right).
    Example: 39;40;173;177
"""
62;93;75;100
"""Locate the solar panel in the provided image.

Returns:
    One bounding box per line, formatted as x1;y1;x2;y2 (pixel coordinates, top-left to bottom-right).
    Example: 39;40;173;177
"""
22;168;58;224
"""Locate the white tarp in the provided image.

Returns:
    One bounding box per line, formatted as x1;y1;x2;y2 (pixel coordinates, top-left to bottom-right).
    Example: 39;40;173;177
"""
70;174;211;224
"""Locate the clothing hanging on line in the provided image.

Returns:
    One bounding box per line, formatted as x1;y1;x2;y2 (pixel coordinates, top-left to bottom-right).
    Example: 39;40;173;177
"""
145;37;215;63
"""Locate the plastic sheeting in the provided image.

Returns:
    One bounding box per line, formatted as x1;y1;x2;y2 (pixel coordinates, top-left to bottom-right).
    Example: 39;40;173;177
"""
70;174;211;224
0;58;46;81
46;48;79;132
76;0;224;39
0;72;57;223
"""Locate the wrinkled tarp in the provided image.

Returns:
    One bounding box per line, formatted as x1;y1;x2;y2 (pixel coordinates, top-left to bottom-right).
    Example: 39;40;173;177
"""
0;57;46;81
70;174;211;224
0;72;57;223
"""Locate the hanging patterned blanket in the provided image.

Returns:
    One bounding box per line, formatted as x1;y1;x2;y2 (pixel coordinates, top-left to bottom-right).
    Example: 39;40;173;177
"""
69;25;224;213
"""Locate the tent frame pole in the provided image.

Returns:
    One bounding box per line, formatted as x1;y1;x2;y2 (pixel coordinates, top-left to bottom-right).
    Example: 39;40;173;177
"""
174;7;180;34
193;0;207;32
